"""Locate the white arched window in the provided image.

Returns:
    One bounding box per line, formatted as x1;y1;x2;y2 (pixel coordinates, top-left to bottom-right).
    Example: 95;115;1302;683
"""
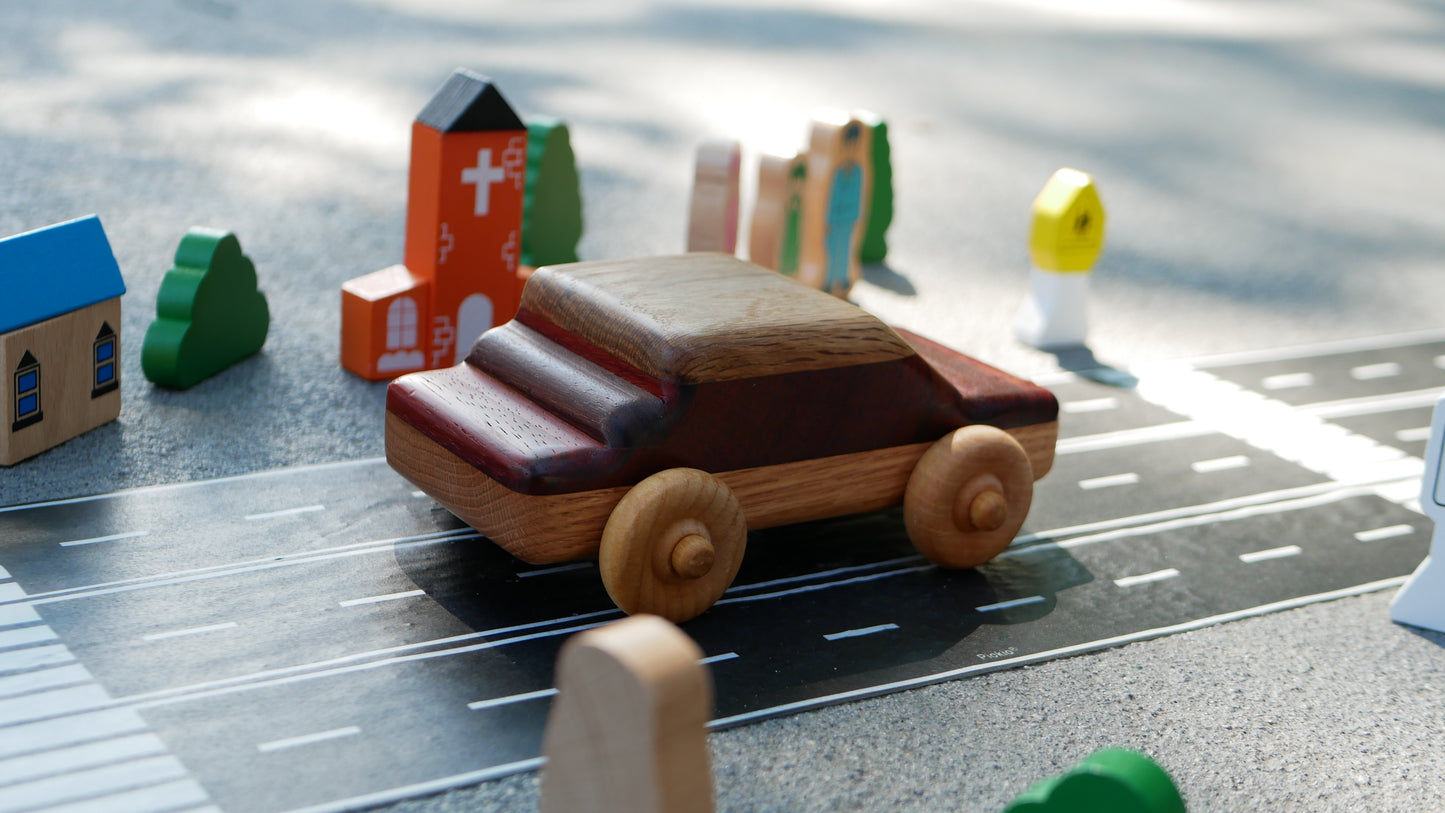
386;297;419;351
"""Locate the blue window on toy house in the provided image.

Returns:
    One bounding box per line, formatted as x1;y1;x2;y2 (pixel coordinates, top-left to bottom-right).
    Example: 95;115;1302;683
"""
91;322;118;398
12;351;42;432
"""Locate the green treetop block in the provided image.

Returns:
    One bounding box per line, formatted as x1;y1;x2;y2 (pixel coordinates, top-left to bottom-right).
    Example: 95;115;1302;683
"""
141;228;270;389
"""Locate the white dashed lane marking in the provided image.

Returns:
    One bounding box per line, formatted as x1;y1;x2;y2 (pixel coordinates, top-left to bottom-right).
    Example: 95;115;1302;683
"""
976;596;1045;613
1191;455;1251;474
58;531;148;548
1262;372;1314;390
339;589;426;608
142;622;239;642
1354;525;1414;542
1351;362;1402;380
823;623;899;642
1114;569;1181;588
1396;427;1432;443
517;563;593;579
468;689;557;712
1061;397;1118;414
1079;473;1140;490
1240;545;1303;563
257;726;361;753
244;504;326;522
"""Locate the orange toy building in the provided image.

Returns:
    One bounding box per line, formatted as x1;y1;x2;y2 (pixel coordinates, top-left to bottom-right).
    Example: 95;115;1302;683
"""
342;70;528;380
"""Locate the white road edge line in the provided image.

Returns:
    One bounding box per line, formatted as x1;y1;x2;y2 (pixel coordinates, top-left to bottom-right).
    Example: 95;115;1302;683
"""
244;505;326;522
257;727;361;753
15;528;479;608
1397;427;1432;443
59;531;149;548
1114;569;1181;588
339;590;425;608
115;612;621;709
823;623;899;642
142;622;239;642
466;653;739;712
1300;387;1443;419
1240;545;1302;563
706;577;1409;730
277;757;546;813
1355;525;1415;542
0;457;388;515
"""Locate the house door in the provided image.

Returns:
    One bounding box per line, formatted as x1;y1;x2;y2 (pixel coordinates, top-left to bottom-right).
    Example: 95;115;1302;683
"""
455;294;494;364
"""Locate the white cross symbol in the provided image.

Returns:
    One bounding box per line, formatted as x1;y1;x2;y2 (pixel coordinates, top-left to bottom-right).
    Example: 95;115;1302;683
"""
460;148;508;216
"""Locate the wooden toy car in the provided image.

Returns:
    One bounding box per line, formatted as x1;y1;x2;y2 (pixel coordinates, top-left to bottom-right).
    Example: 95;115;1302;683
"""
386;254;1058;622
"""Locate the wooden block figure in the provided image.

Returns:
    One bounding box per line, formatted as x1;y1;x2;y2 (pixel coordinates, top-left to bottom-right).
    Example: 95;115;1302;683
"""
685;139;741;254
0;216;126;466
798;112;872;297
748;152;806;276
1005;748;1185;813
856;110;893;264
142;228;269;389
341;69;528;380
1014;168;1106;350
522;116;584;269
1391;392;1445;632
540;615;714;813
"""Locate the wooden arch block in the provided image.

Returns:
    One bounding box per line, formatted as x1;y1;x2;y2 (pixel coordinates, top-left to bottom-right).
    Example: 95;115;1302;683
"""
686;139;741;254
540;615;714;813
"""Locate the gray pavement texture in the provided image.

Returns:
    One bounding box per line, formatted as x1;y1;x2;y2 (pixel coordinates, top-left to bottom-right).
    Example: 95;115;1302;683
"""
3;1;1445;810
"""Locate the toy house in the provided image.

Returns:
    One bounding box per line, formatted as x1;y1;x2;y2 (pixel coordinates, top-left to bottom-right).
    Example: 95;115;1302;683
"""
342;69;528;380
0;215;126;465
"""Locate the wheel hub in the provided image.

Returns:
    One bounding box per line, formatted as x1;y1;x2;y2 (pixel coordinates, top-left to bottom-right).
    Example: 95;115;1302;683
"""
670;533;716;579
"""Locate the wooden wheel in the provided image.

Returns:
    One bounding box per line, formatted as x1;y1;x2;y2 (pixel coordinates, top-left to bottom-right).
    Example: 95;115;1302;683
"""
904;425;1034;569
599;468;747;623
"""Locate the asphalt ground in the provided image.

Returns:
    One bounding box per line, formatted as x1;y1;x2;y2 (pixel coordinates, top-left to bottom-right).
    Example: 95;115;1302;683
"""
5;2;1445;810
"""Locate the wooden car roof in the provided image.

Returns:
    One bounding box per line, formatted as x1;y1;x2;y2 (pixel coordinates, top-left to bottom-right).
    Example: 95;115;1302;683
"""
519;254;915;383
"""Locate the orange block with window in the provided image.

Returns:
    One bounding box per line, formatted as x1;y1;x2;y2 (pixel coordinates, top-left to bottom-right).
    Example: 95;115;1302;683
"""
342;70;528;380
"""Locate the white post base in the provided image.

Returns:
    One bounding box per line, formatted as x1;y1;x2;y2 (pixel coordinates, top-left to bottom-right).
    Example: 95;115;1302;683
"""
1015;267;1089;350
1392;552;1445;632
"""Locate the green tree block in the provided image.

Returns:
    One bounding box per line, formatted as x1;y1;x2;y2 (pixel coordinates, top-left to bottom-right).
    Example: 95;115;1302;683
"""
1004;749;1186;813
522;116;584;268
859;113;893;263
141;228;270;389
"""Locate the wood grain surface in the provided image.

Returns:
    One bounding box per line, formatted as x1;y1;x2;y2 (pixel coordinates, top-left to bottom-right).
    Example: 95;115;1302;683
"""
386;409;1056;564
540;616;714;813
518;254;914;384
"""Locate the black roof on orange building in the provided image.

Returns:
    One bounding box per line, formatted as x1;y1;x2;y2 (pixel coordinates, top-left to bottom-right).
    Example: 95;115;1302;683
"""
415;68;524;133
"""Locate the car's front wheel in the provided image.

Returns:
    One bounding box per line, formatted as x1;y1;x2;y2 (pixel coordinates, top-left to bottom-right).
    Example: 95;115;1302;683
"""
599;468;747;623
904;425;1034;568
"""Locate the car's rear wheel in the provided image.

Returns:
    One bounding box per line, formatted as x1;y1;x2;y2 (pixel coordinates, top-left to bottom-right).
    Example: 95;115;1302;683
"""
904;425;1034;568
599;468;747;623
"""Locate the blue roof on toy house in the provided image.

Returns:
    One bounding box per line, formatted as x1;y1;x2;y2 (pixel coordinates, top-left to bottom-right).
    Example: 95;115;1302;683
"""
0;215;126;334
